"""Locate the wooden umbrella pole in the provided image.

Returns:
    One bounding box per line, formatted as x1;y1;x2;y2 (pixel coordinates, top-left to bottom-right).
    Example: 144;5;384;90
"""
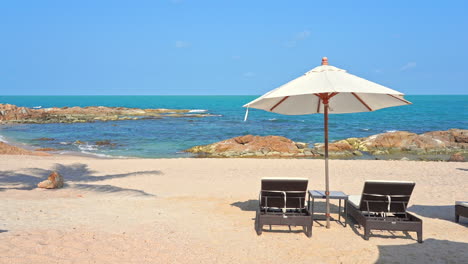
324;101;330;229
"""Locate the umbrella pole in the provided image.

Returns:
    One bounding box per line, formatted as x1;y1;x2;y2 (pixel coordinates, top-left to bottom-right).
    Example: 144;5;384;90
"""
324;102;330;229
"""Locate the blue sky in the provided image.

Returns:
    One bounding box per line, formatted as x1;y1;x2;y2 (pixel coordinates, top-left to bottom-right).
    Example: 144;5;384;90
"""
0;0;467;95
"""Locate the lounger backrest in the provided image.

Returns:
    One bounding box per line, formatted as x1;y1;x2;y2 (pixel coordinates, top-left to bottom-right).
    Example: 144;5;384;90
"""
260;178;308;209
359;180;415;213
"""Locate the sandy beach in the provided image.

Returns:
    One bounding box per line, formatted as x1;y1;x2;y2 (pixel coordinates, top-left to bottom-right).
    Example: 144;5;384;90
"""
0;156;466;263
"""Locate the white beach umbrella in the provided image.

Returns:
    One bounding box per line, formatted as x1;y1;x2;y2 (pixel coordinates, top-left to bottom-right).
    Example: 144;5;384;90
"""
243;57;411;228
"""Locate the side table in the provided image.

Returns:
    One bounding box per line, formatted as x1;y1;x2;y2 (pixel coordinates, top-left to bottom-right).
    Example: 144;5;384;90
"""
308;190;348;227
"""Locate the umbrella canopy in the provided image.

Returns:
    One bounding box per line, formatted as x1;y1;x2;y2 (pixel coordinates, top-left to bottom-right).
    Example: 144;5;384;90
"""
243;57;411;228
245;57;411;115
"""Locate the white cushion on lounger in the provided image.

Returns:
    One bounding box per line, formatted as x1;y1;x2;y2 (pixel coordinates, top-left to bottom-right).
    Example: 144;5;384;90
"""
348;195;361;208
365;180;415;184
456;201;468;207
261;177;308;181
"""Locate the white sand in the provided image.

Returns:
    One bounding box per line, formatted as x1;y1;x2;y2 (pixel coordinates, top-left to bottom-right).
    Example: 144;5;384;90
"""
0;155;467;263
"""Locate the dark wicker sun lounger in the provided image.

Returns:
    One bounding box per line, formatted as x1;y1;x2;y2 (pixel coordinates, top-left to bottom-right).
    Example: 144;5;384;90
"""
255;177;312;237
346;180;423;243
455;201;468;223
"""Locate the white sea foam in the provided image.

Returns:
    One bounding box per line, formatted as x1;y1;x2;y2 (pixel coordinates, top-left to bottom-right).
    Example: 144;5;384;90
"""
268;118;277;121
80;151;112;158
80;151;129;159
60;142;71;145
32;106;42;109
0;135;7;143
385;130;398;133
188;109;208;113
77;144;98;151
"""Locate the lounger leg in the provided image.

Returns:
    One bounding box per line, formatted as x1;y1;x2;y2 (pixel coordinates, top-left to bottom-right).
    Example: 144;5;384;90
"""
344;201;348;227
455;213;459;223
364;227;370;240
417;231;423;243
255;209;262;235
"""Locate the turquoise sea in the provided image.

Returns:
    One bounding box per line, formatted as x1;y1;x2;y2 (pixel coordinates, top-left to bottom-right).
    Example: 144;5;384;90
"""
0;95;467;158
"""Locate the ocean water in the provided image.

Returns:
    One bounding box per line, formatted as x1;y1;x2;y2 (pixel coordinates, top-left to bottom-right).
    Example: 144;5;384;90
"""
0;95;467;158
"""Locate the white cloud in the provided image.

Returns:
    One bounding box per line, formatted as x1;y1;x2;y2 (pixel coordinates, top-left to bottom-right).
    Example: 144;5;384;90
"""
400;62;417;71
175;41;191;48
243;72;256;78
283;30;311;48
295;30;311;40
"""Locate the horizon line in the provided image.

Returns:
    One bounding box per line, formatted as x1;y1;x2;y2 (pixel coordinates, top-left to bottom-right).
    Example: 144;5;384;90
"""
1;94;467;96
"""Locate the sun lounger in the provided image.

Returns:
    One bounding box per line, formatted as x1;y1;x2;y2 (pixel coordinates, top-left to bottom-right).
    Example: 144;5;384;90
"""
255;177;312;237
346;180;423;243
455;201;468;223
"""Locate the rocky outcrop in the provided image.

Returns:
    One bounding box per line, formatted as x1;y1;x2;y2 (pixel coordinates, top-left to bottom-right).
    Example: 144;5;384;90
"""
185;135;319;158
0;142;51;156
0;104;213;124
357;129;467;155
37;171;64;189
185;129;467;159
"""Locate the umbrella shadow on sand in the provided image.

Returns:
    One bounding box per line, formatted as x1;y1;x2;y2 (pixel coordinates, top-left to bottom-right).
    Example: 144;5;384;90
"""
376;239;468;263
408;205;468;225
0;163;161;196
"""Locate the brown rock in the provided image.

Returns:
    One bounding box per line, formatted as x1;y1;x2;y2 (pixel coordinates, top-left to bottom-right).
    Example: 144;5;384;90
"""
0;142;50;156
185;135;301;157
327;140;354;152
361;131;418;149
95;140;116;146
35;148;58;151
234;135;254;145
34;137;55;141
448;153;465;162
37;171;64;189
358;130;468;153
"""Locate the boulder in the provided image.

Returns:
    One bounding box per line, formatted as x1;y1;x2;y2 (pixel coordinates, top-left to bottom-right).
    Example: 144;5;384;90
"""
37;171;64;189
185;135;301;157
358;129;468;154
95;140;116;146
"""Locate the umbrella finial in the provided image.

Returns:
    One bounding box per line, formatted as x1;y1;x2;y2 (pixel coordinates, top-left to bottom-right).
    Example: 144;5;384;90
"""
321;57;329;65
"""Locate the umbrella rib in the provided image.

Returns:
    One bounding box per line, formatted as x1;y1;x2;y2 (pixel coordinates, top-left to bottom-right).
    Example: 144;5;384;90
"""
270;96;290;111
387;94;412;104
352;92;373;111
316;96;321;113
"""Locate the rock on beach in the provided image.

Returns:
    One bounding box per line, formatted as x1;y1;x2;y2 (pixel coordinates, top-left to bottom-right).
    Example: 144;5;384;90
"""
37;171;64;189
